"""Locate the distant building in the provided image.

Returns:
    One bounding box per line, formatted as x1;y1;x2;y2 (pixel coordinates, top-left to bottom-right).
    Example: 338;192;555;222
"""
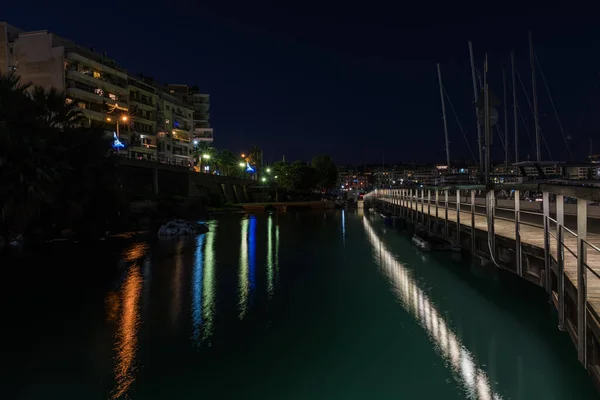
165;84;213;144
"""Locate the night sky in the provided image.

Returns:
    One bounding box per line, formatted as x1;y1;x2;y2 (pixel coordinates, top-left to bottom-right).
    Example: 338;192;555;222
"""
5;3;600;164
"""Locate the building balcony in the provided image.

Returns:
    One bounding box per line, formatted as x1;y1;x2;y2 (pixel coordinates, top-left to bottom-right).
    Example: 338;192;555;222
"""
130;98;155;110
66;51;128;79
66;84;127;107
131;115;156;126
79;108;109;123
66;68;128;95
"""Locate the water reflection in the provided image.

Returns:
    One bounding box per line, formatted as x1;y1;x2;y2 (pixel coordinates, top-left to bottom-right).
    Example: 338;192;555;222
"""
342;209;346;245
202;221;217;340
192;221;218;344
267;215;274;298
171;240;184;327
111;264;143;399
239;218;249;318
363;217;503;400
192;234;206;343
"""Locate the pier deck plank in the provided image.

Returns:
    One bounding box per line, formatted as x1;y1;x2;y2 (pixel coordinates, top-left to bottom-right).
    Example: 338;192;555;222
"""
379;198;600;316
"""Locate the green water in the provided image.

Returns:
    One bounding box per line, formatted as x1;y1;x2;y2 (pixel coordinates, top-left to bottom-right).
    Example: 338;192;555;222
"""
3;211;597;399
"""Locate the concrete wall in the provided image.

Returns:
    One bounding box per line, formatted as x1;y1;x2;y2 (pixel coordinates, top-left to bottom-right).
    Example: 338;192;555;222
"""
13;31;65;90
118;158;253;204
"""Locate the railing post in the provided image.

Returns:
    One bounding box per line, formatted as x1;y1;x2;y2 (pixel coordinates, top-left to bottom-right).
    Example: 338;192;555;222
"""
409;189;413;221
514;189;522;277
556;194;565;331
435;189;439;234
427;190;431;232
471;190;476;254
486;189;496;260
420;189;425;225
444;190;449;239
456;189;461;245
543;191;551;295
577;198;588;367
402;189;406;218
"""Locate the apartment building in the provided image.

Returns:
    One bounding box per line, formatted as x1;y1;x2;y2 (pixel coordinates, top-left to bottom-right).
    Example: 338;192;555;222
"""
165;84;213;143
157;91;195;165
1;22;212;167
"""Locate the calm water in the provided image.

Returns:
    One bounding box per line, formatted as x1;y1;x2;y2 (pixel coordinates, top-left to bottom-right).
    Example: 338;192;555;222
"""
3;211;598;399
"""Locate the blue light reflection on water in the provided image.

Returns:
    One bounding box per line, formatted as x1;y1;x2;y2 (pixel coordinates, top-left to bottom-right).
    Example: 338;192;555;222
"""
192;234;206;344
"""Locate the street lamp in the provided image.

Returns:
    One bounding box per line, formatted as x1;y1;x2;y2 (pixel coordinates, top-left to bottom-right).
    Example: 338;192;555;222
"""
266;168;271;173
107;115;128;154
239;162;245;168
261;177;267;182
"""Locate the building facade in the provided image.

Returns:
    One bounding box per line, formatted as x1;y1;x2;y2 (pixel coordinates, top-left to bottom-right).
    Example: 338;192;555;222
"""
1;21;214;167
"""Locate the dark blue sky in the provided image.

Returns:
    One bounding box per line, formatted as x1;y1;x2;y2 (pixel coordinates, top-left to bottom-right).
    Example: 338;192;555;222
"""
5;3;600;164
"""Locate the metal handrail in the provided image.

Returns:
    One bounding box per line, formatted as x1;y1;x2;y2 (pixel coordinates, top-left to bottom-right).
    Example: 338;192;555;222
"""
564;244;577;259
519;209;544;216
585;262;600;280
563;225;578;238
583;238;600;255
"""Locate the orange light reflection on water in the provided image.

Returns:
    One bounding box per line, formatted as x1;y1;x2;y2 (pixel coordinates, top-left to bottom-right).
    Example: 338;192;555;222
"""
111;264;143;399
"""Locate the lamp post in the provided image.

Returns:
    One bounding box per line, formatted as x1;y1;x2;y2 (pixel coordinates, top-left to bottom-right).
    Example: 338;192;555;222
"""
200;153;210;173
106;115;128;155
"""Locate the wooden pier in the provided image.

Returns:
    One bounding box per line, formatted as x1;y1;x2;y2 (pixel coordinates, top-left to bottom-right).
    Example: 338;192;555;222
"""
365;183;600;391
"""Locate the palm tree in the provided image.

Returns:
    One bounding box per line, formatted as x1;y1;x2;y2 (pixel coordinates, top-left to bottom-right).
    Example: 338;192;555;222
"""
0;73;121;237
193;141;214;172
216;149;238;176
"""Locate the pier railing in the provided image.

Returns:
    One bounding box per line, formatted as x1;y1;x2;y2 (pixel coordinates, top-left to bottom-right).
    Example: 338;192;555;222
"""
364;183;600;369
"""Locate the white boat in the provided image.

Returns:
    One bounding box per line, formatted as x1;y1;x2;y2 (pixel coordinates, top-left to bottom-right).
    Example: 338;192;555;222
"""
412;234;432;251
158;220;208;237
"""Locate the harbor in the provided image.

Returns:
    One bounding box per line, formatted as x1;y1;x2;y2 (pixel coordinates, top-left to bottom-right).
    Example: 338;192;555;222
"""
366;183;600;392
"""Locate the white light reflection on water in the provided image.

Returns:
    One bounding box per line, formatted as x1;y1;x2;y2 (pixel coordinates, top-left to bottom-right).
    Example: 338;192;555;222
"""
267;215;274;298
363;217;503;400
202;221;217;339
192;221;218;344
239;218;249;318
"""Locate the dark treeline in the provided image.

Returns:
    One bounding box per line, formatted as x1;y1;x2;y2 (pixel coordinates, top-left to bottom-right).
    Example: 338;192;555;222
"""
0;74;125;243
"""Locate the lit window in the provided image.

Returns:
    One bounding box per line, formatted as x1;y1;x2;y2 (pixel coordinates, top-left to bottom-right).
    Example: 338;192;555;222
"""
93;71;101;79
109;93;117;101
77;102;87;109
94;88;104;96
65;98;73;105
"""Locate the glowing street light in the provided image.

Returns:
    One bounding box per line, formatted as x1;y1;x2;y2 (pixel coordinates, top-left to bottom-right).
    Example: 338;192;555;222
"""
106;115;129;154
266;168;271;173
202;154;210;159
261;177;267;182
239;162;245;167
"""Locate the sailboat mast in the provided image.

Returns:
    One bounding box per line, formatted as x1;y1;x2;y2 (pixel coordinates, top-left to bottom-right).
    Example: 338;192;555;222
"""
484;55;491;185
437;63;451;168
503;68;509;172
529;31;541;161
469;41;483;172
511;52;519;164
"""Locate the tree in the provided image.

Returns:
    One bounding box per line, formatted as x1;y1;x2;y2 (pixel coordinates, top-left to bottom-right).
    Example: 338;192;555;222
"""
192;141;214;172
0;73;122;237
248;145;262;171
216;149;238;176
311;155;338;191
